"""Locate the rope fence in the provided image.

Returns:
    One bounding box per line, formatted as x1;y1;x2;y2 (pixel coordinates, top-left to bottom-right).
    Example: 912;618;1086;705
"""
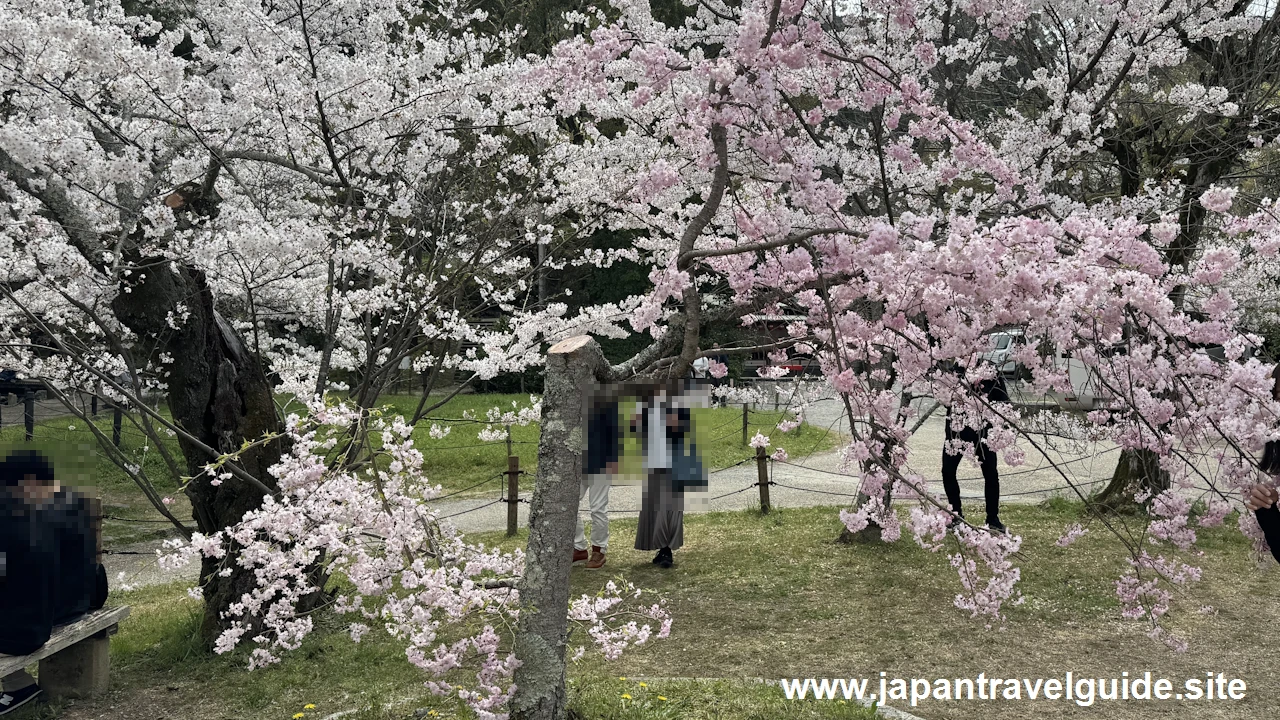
435;498;506;521
428;473;507;501
415;446;1134;526
91;391;1231;542
95;445;1151;531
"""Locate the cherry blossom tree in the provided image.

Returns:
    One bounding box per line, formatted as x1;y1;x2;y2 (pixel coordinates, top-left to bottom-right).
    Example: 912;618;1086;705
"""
512;0;1280;665
0;0;630;641
8;0;1280;718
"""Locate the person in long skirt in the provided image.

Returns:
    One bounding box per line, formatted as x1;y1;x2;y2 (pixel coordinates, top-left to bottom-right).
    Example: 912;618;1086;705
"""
631;381;691;568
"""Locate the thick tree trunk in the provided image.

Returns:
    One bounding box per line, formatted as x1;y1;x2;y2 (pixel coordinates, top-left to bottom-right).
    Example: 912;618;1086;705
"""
1092;447;1170;513
510;336;604;720
112;258;286;643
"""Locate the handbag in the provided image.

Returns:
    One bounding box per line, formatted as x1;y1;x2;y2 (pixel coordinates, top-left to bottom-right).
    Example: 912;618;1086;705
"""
670;438;707;492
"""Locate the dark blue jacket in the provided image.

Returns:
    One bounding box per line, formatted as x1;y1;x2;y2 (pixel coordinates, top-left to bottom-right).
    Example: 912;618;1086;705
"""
584;400;621;475
45;490;107;624
0;490;107;655
0;493;56;655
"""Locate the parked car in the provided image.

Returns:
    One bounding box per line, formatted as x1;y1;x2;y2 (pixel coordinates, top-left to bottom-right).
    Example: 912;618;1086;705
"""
977;332;1116;410
1043;348;1124;411
744;351;822;378
980;330;1025;377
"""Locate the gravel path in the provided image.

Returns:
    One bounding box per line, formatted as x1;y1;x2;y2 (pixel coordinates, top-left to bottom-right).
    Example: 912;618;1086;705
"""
104;541;201;590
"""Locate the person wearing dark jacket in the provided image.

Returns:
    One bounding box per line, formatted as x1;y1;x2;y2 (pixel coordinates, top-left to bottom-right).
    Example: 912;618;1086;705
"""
1247;367;1280;565
942;368;1010;532
0;450;107;715
574;391;621;569
1246;482;1280;564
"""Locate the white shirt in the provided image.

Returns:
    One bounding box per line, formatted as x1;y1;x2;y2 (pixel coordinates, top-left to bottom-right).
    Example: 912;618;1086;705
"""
692;356;710;378
645;401;671;470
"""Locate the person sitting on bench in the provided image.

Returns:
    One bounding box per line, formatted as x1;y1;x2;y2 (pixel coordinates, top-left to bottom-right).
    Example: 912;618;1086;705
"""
0;450;107;715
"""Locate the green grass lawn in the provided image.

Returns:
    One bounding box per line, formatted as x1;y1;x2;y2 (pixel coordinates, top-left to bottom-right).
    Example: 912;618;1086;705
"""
17;501;1275;720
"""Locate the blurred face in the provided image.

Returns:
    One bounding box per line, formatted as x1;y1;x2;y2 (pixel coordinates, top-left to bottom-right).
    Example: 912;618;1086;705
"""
17;474;58;503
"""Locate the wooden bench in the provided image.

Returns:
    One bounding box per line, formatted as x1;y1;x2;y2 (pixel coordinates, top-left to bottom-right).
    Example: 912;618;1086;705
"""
0;606;130;699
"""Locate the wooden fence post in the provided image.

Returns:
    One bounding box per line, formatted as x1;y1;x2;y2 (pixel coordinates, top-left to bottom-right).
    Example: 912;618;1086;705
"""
91;395;98;417
112;405;123;448
24;391;35;441
507;454;520;537
741;404;749;446
756;445;771;513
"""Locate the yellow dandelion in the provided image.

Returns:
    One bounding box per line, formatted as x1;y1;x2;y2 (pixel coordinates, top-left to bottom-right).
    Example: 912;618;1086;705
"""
428;712;438;717
657;696;668;702
304;705;316;711
619;676;627;681
293;714;305;719
620;693;632;700
638;682;647;688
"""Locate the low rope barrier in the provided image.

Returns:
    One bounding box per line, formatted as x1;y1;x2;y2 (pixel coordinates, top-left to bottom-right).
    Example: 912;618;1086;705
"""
435;498;505;521
427;473;505;501
604;482;761;513
104;515;174;523
774;444;1123;483
768;481;860;498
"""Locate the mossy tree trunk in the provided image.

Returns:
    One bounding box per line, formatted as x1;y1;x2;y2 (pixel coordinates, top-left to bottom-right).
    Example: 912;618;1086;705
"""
511;336;607;720
111;249;288;643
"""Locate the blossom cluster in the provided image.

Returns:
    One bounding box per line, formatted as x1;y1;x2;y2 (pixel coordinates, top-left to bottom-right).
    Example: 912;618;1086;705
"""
160;400;668;717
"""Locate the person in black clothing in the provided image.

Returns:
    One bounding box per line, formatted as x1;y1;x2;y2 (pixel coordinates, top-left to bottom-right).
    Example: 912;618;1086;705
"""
941;366;1010;532
1246;367;1280;564
573;388;621;569
1246;483;1280;564
0;450;107;715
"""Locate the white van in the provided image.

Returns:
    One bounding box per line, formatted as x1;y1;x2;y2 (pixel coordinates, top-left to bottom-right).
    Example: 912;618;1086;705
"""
1047;349;1114;411
980;331;1113;411
981;330;1024;377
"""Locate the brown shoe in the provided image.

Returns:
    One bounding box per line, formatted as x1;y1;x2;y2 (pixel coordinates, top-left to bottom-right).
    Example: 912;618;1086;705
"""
586;546;606;569
572;548;589;563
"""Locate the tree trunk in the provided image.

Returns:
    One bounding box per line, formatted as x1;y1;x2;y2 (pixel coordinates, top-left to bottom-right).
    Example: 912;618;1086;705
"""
112;258;286;644
1091;447;1170;514
510;336;604;720
837;522;884;544
835;342;900;544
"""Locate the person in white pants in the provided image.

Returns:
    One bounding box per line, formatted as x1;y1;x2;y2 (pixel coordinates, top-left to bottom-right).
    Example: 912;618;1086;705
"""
574;463;615;568
574;393;620;569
